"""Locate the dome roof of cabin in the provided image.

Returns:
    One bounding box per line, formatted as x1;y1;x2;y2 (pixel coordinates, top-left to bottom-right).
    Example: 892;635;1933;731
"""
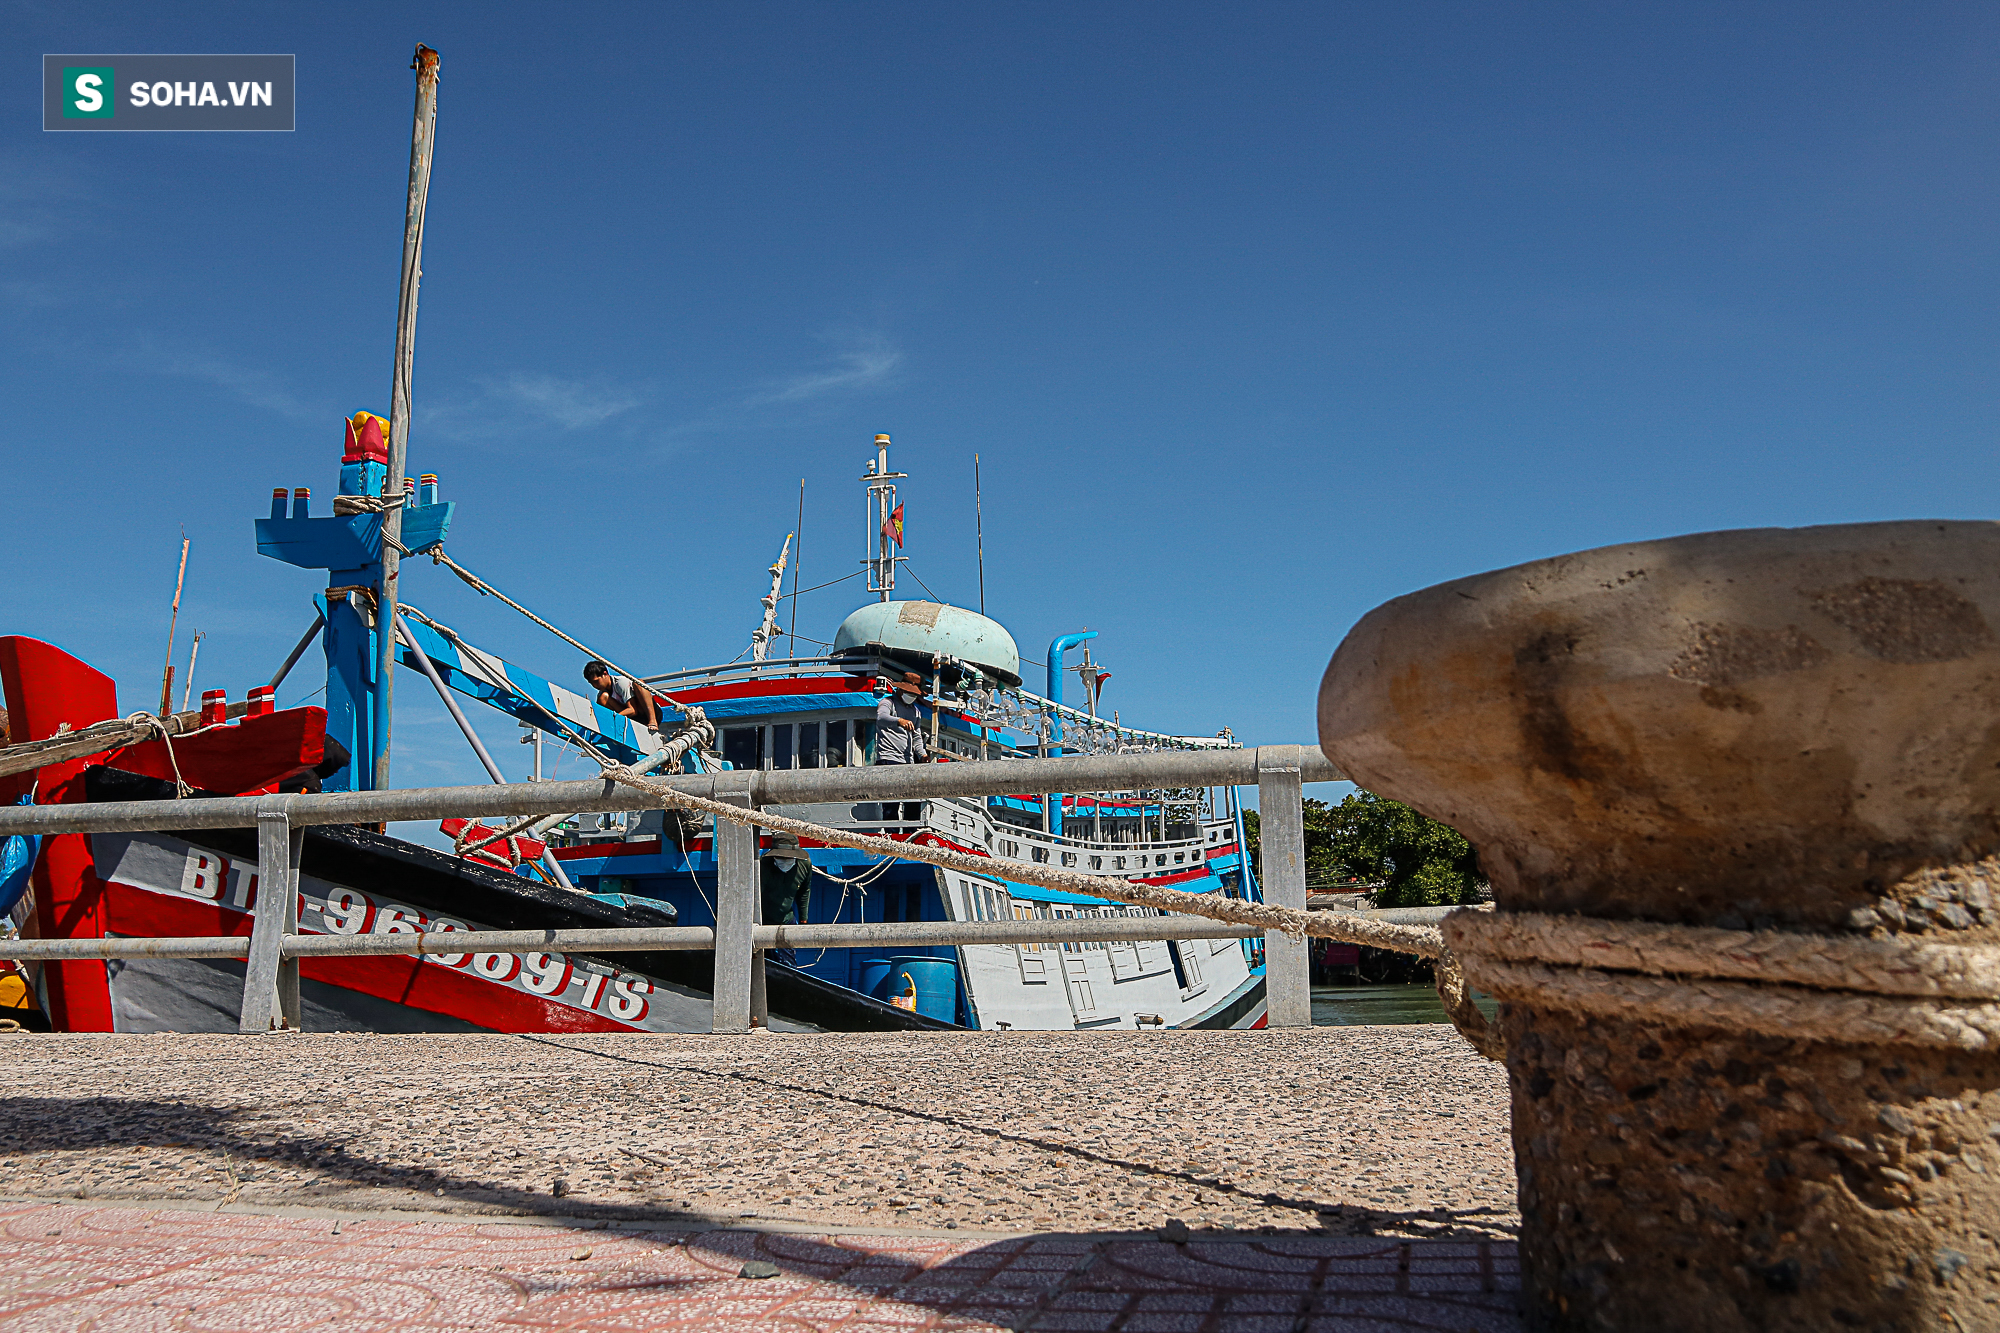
830;601;1022;687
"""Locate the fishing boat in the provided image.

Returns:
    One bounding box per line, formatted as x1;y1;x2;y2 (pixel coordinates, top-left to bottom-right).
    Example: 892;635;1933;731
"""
527;435;1269;1031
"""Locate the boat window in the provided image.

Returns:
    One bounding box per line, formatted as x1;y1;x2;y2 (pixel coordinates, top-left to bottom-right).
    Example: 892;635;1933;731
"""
1113;856;1125;870
771;724;794;771
1088;856;1101;870
798;721;821;768
722;727;762;772
1174;852;1185;864
825;719;848;767
1155;854;1167;867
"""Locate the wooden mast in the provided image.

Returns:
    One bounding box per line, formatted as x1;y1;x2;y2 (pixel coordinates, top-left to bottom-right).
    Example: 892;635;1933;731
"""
374;43;440;790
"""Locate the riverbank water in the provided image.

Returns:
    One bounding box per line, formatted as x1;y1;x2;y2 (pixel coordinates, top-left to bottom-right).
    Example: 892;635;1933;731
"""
1311;984;1499;1027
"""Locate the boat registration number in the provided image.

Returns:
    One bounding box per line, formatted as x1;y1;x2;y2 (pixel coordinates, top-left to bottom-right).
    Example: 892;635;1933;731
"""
90;831;662;1027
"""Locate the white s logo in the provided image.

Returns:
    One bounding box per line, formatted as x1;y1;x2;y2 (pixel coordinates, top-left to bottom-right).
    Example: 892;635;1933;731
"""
73;73;103;113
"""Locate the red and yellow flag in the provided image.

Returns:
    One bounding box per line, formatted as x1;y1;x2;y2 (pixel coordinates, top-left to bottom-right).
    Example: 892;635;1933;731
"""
883;503;905;548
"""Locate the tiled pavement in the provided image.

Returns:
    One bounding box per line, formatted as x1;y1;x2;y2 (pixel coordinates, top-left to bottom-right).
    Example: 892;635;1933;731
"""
0;1199;1521;1331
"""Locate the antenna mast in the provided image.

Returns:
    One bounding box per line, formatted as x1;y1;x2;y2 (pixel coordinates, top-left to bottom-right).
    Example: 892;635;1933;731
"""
788;478;804;645
861;432;906;601
975;452;986;616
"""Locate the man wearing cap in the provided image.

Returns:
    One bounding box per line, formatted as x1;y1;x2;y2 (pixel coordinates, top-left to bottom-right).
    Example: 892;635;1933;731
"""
874;671;928;833
761;831;813;966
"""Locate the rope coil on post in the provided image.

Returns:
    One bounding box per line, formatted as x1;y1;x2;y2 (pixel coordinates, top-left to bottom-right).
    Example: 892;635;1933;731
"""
332;493;406;516
1443;908;2000;1052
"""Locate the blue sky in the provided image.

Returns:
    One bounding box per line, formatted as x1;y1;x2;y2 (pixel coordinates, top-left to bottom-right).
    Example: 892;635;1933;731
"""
3;3;1995;802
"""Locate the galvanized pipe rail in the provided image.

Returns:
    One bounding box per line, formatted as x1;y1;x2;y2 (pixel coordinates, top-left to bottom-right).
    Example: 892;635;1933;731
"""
0;909;1453;962
0;747;1341;837
0;745;1344;1034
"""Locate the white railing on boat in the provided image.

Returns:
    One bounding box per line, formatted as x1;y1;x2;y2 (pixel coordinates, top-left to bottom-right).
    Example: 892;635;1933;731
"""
0;746;1364;1035
641;654;1236;754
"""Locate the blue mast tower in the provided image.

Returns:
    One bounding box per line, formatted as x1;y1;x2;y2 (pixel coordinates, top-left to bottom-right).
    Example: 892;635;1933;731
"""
253;413;453;791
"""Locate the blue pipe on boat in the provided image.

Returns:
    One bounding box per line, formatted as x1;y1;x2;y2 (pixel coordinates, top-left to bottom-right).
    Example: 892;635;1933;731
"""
1044;631;1096;837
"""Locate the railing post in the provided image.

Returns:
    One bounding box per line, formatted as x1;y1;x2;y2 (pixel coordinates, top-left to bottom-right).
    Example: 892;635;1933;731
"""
711;776;757;1033
1256;745;1312;1028
239;802;303;1033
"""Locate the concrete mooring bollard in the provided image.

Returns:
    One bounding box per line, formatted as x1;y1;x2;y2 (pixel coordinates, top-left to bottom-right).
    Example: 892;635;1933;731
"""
1318;520;2000;1332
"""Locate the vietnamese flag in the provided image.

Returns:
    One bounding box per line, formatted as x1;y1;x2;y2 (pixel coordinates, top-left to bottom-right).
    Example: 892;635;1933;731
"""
884;503;905;548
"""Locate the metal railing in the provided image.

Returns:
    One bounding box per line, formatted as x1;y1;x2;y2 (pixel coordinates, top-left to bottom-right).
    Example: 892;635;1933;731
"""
0;745;1368;1034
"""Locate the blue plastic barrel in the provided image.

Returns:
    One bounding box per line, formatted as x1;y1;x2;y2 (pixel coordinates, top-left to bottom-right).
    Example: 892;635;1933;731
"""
856;957;895;1000
887;955;959;1022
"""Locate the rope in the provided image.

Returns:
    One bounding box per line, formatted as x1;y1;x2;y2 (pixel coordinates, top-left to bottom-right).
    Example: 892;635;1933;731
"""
1444;909;2000;1053
125;713;193;798
597;761;1480;1036
786;570;862;598
332;493;406;516
1432;945;1503;1061
593;763;1446;958
396;603;625;769
811;856;897;889
423;547;691;716
901;561;947;606
800;855;891;965
453;719;714;860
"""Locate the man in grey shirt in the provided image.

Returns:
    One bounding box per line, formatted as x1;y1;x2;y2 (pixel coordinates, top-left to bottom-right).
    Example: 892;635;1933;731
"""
875;671;928;832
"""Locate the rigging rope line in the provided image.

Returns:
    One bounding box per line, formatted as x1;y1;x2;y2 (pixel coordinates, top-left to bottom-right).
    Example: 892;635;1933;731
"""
395;603;620;769
786;569;862;598
423;547;691;716
901;561;947;606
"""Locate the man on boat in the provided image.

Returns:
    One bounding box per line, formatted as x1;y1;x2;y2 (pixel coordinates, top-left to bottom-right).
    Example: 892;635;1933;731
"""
584;661;663;736
874;670;928;833
761;831;812;965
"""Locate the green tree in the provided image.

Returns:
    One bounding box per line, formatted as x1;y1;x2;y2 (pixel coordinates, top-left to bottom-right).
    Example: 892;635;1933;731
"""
1247;790;1486;908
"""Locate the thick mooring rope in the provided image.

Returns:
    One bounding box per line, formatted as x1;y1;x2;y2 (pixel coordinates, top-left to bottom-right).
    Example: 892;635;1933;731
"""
601;760;1504;1055
595;764;1448;959
1444;909;2000;1053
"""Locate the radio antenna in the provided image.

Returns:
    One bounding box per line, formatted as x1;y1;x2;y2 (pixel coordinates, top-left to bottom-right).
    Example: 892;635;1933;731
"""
789;477;804;647
974;452;986;616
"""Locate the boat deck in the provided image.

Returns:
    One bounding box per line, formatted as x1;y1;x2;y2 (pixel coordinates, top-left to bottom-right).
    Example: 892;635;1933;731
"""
0;1029;1520;1329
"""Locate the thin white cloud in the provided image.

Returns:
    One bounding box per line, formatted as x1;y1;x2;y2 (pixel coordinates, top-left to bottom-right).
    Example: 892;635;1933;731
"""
494;371;643;430
422;371;647;441
757;334;903;403
128;340;326;421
